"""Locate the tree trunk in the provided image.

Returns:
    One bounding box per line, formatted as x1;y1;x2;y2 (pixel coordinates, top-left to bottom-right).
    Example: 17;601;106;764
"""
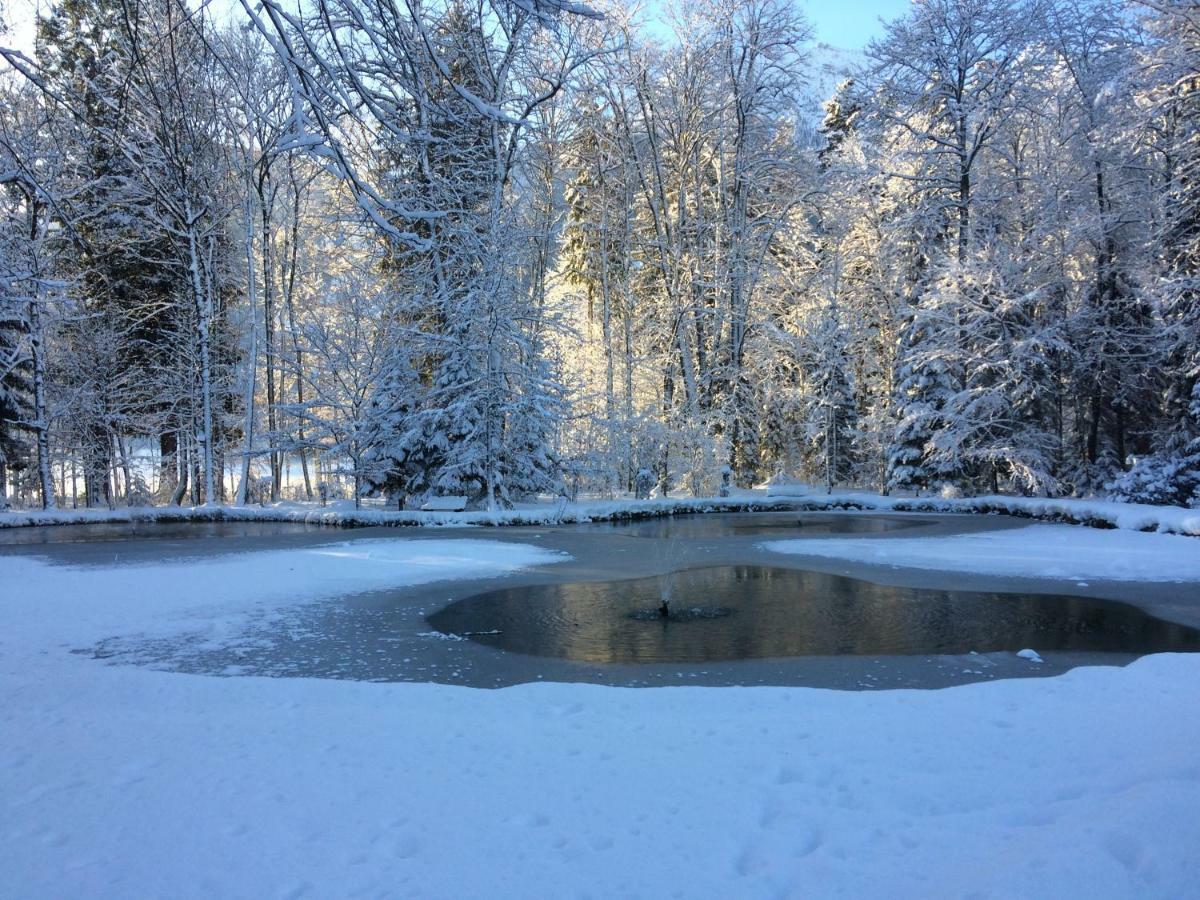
159;432;178;499
116;432;134;504
598;192;616;497
186;211;216;505
235;325;257;506
26;194;55;510
660;372;674;496
170;444;189;506
189;437;201;506
282;172;313;500
1087;392;1101;465
957;114;970;264
259;174;281;501
29;294;55;510
623;302;635;493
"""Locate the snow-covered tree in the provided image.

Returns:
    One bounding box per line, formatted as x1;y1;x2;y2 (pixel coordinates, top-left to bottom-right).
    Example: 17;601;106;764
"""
0;0;1195;510
919;254;1063;493
243;0;590;508
1110;0;1200;506
0;81;62;509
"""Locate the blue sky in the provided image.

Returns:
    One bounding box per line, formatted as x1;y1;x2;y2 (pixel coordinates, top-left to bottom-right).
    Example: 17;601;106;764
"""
636;0;912;51
803;0;913;48
4;0;914;56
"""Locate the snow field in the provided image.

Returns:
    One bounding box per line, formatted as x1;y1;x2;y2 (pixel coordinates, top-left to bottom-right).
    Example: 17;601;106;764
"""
4;653;1199;898
2;531;1199;897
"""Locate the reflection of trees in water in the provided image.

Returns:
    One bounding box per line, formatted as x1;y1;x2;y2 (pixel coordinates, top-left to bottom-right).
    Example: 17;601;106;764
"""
578;513;927;541
428;567;1200;664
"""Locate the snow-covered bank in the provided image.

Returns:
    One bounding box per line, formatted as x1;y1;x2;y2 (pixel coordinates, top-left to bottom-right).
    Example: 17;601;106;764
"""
4;488;1199;537
763;523;1200;583
764;486;1200;536
1;537;1198;897
0;494;797;531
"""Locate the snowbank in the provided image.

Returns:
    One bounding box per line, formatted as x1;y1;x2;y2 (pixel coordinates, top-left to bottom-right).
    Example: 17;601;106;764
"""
4;488;1197;537
891;494;1200;536
0;494;797;531
779;490;1200;537
1;538;1198;897
763;523;1200;582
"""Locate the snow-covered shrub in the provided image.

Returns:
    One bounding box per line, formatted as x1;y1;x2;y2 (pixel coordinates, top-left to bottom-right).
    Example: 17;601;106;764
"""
1108;454;1200;508
673;420;725;498
124;473;153;507
634;468;655;500
1059;451;1123;499
764;473;809;498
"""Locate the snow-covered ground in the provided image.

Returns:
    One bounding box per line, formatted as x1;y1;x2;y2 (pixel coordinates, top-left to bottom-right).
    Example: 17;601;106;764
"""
3;530;1200;897
763;523;1200;582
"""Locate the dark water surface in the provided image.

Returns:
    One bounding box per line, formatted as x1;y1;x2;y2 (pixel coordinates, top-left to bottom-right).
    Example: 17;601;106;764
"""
563;511;928;539
429;565;1200;663
0;519;321;545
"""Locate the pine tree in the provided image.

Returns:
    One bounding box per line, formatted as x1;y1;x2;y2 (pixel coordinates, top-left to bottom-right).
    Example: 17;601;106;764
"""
1110;0;1200;506
0;81;62;509
886;301;957;494
37;0;182;504
0;224;33;507
922;255;1062;494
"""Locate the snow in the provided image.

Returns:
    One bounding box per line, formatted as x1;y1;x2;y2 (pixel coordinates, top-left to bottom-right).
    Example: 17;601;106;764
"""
3;531;1200;897
919;494;1200;537
4;487;1200;536
1018;649;1045;663
761;523;1200;582
0;493;798;530
766;484;1200;537
0;538;566;651
790;491;1200;537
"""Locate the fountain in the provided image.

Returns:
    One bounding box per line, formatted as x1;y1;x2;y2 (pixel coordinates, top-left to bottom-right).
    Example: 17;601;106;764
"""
429;566;1200;665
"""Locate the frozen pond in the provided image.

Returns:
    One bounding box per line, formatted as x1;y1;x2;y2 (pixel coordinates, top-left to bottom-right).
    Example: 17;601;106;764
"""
7;510;1199;689
429;565;1200;663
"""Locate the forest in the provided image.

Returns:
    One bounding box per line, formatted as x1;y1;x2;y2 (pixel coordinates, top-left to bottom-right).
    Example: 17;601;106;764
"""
0;0;1197;511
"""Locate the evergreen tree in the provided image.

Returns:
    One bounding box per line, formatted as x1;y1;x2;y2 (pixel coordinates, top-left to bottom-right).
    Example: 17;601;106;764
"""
1111;0;1200;506
37;0;185;504
922;255;1062;494
886;301;958;493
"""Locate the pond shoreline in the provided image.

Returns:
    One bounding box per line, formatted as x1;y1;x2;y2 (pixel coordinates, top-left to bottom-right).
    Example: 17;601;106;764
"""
3;488;1198;536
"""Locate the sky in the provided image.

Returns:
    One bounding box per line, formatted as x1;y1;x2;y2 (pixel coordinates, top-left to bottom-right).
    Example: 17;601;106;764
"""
803;0;913;48
3;0;912;57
